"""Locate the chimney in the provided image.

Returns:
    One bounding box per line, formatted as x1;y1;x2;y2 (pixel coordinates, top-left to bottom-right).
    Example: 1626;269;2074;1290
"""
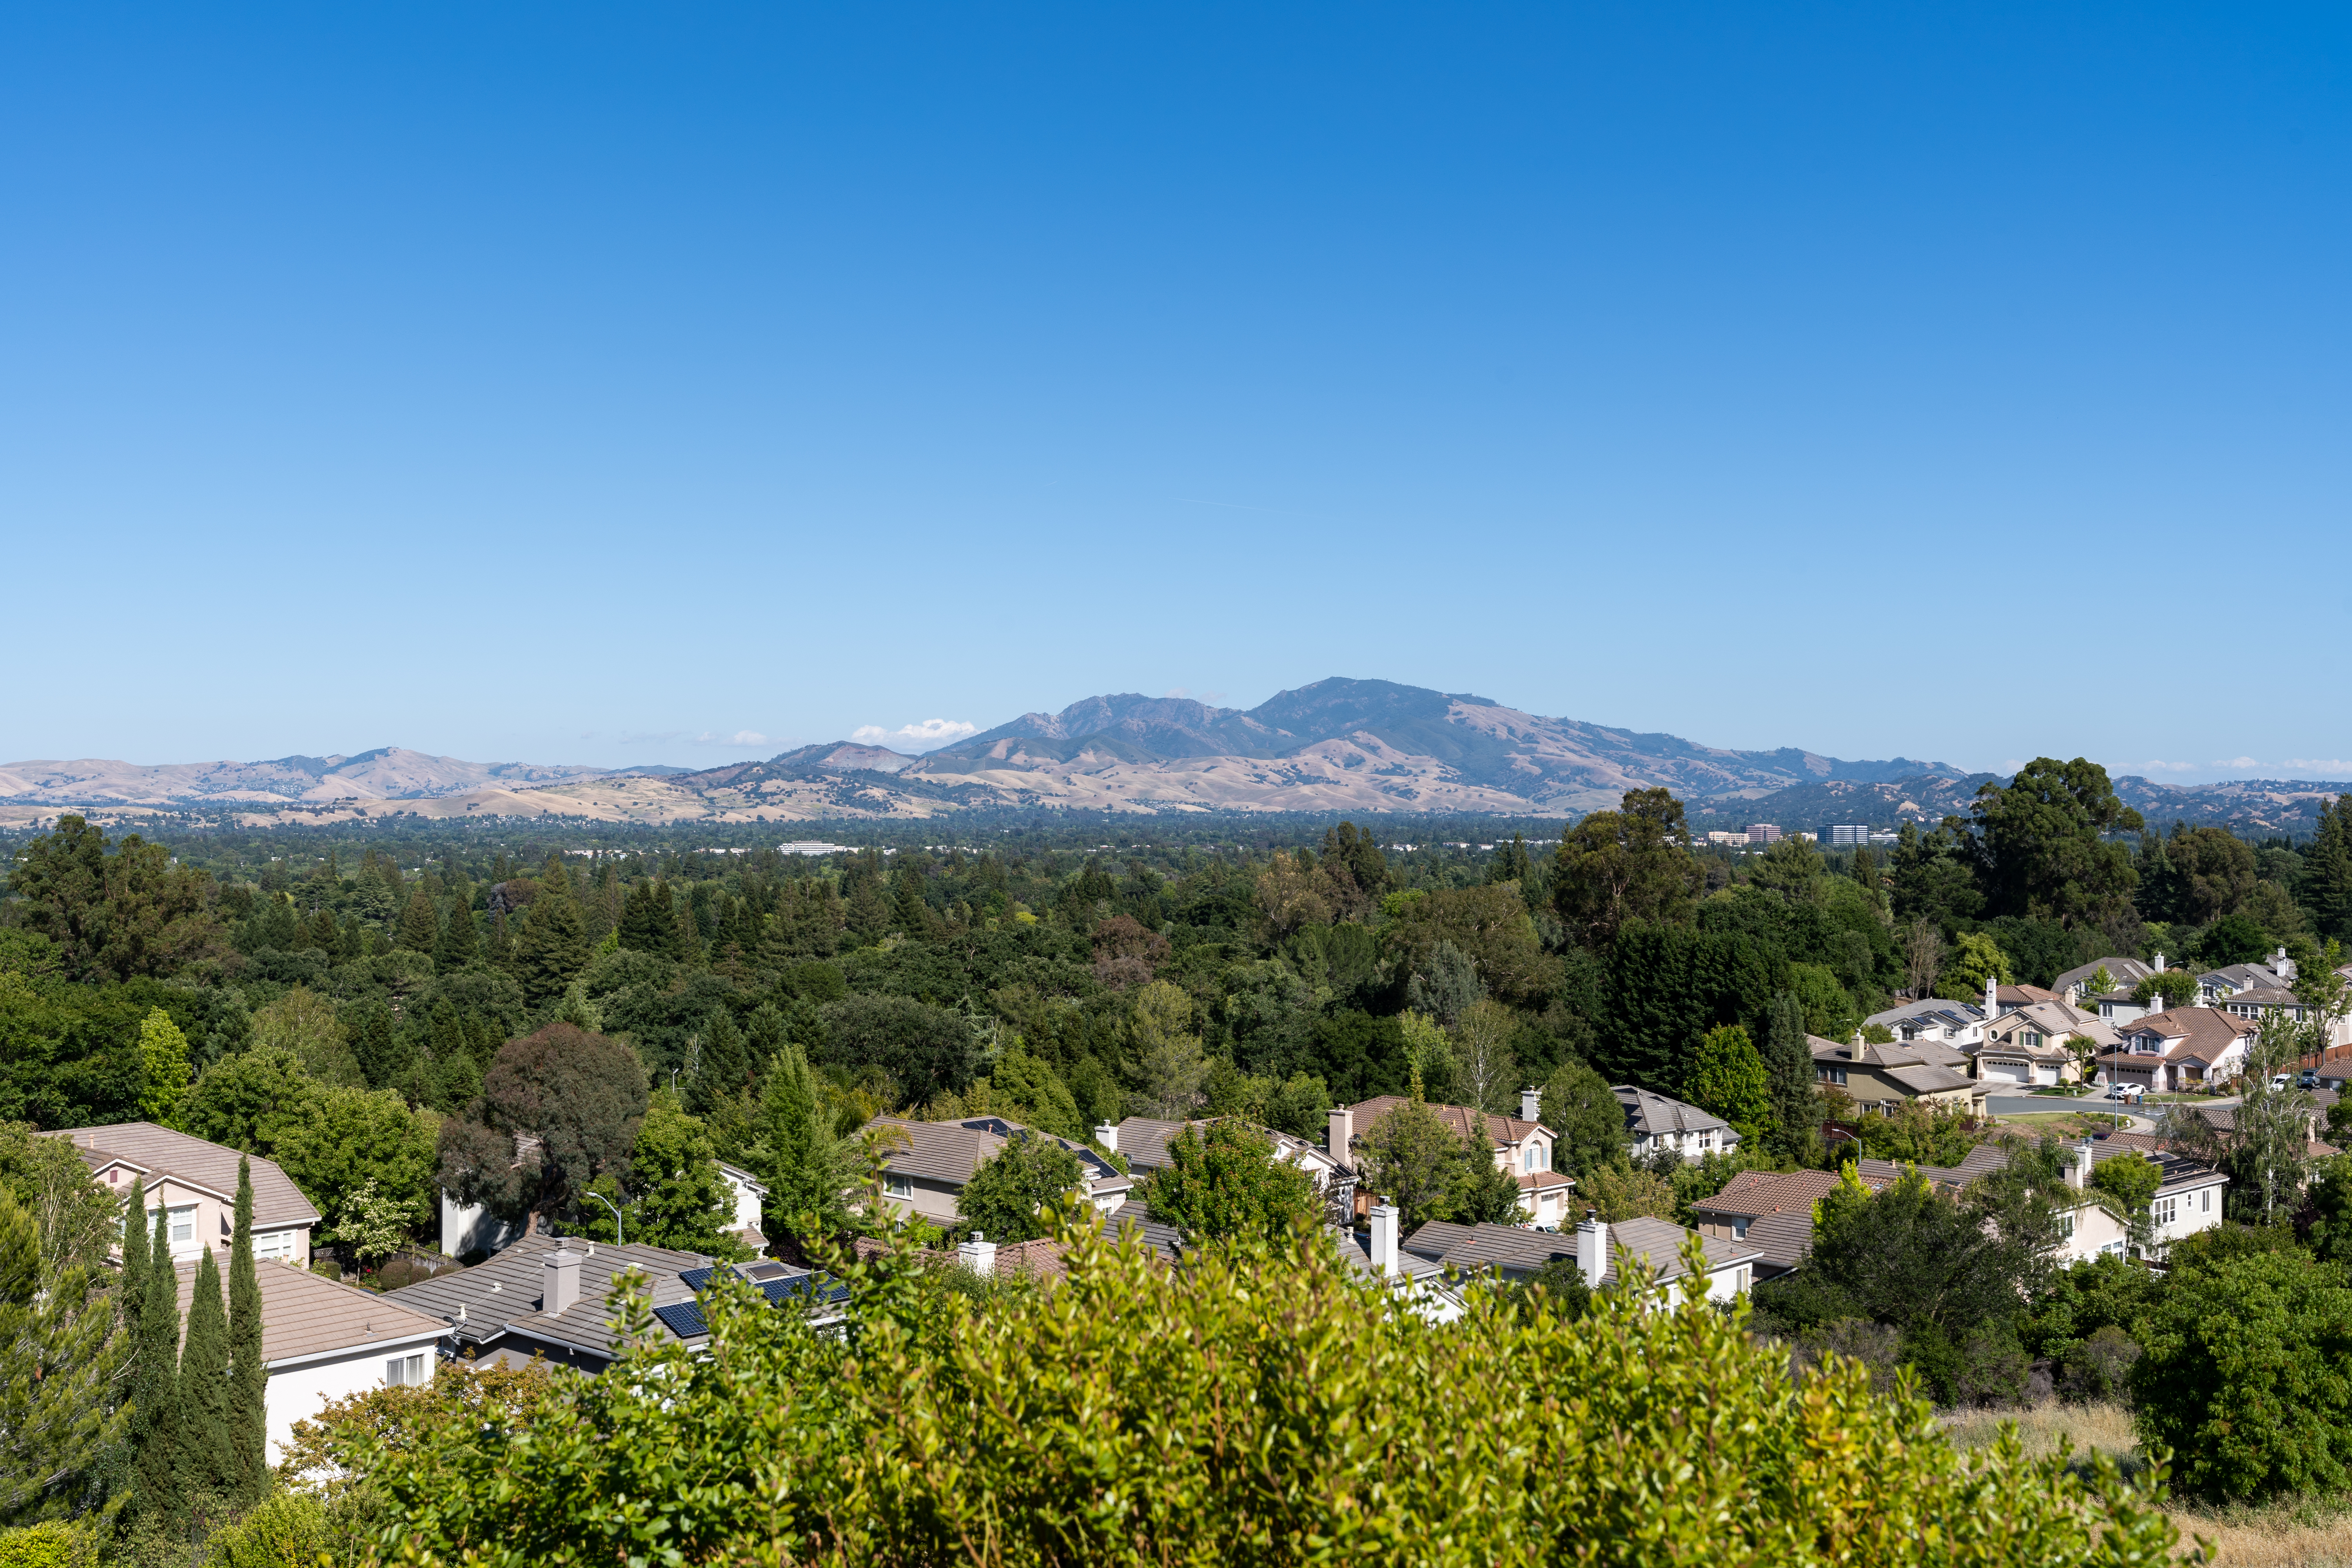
1984;975;1998;1024
1520;1087;1543;1124
2154;952;2165;973
1328;1105;1355;1166
1576;1209;1608;1287
2067;1138;2094;1190
957;1232;997;1277
1093;1122;1119;1152
1368;1203;1400;1277
543;1247;581;1316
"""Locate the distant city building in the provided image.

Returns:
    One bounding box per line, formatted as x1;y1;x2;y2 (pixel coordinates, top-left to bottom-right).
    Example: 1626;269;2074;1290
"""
1828;825;1873;847
1868;829;1900;846
1705;831;1749;847
1745;824;1782;845
777;841;857;856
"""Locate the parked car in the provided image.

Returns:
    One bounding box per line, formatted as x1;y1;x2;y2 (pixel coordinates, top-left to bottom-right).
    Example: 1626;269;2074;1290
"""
2106;1082;2145;1102
2299;1070;2319;1089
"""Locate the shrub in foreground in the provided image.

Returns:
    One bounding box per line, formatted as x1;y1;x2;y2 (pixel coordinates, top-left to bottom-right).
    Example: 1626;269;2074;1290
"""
305;1225;2187;1566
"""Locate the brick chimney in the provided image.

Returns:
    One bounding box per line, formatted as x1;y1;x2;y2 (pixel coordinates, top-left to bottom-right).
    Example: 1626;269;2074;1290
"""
957;1233;997;1277
1368;1203;1400;1277
1328;1105;1355;1167
1576;1209;1608;1287
1520;1087;1542;1124
543;1247;581;1316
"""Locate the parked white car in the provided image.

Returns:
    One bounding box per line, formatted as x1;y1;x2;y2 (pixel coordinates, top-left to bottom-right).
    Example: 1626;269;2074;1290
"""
2106;1082;2145;1103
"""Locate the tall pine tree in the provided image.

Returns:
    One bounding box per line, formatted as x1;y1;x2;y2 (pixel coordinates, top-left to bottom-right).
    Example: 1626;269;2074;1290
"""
513;857;591;1009
618;880;670;953
132;1207;183;1524
227;1159;265;1505
690;1009;751;1116
177;1248;232;1498
434;898;480;970
759;1042;844;1246
1762;989;1820;1161
397;889;441;953
2306;795;2352;944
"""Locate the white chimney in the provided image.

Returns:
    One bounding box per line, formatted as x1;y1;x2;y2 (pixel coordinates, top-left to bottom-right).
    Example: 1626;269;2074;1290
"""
1328;1105;1355;1166
2154;952;2165;973
2067;1138;2094;1190
543;1247;581;1316
957;1233;998;1277
1984;975;1998;1024
1093;1122;1119;1152
1520;1087;1543;1124
1576;1209;1608;1287
1368;1203;1400;1277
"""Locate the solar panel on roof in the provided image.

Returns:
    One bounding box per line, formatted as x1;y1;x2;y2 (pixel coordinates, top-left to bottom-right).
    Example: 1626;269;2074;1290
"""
742;1260;792;1281
678;1266;717;1290
653;1302;709;1339
960;1116;1018;1136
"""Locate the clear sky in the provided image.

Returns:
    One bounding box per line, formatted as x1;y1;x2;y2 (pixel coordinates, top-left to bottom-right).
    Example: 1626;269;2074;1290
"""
4;4;2347;785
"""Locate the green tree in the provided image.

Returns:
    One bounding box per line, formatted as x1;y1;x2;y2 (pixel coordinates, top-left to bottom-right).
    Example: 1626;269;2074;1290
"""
955;1134;1083;1244
1576;1154;1677;1222
1131;981;1209;1120
437;1024;647;1235
614;1095;739;1255
512;860;592;1011
228;1159;264;1505
176;1247;232;1497
1142;1120;1320;1245
1935;931;2014;1001
1551;788;1704;946
1682;1024;1771;1139
250;985;363;1087
689;1009;750;1117
4;816;221;983
1446;1138;1527;1225
132;1207;182;1524
1354;1098;1465;1234
759;1042;846;1245
323;1180;412;1268
1964;759;2144;929
1747;835;1827;899
2302;795;2352;942
0;1182;122;1526
1537;1060;1627;1178
2130;969;2196;1009
136;1008;191;1122
1761;991;1820;1161
1888;820;1985;931
433;899;479;971
2133;1246;2352;1500
397;889;441;954
989;1051;1085;1141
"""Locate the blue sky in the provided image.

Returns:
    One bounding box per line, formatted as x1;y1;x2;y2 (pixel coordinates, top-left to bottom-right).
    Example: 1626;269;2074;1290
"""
4;4;2347;785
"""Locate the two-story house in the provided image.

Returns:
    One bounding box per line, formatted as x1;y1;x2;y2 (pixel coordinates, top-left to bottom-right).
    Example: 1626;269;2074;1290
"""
2094;1008;2259;1093
862;1115;1133;1227
2057;1137;2228;1261
46;1122;319;1266
1401;1212;1761;1304
2052;956;2156;1009
1972;999;2114;1086
1612;1085;1738;1160
1810;1034;1990;1115
1331;1092;1574;1229
1863;998;1989;1049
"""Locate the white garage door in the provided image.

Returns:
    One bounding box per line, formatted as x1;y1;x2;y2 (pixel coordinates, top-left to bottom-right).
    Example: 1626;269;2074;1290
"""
1983;1061;2030;1083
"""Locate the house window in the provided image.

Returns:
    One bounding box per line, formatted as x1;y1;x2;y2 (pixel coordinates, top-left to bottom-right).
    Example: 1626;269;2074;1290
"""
255;1230;297;1261
385;1353;428;1387
159;1205;195;1246
2154;1196;2177;1227
2058;1212;2075;1238
885;1175;913;1200
2203;1189;2212;1212
1523;1144;1548;1174
1817;1067;1848;1086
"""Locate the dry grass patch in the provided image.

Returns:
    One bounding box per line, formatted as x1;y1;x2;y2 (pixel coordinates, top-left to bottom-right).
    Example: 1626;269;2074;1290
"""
1940;1403;2352;1565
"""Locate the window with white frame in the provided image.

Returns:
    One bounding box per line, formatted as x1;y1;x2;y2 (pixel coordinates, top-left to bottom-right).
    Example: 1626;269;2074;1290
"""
385;1352;428;1387
255;1229;298;1261
885;1174;913;1200
2154;1196;2177;1227
158;1205;195;1247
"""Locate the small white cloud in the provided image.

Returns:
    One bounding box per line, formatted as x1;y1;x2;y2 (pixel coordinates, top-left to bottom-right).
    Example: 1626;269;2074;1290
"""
2209;757;2259;771
2286;759;2352;775
2132;760;2198;773
690;730;780;748
851;719;977;752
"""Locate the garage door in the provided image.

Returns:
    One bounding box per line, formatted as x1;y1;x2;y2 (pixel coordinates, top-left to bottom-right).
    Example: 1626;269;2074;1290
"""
1983;1061;2030;1083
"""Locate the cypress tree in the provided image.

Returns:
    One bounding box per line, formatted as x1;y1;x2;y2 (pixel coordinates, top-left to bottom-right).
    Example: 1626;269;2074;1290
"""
133;1207;183;1524
513;860;591;1009
228;1158;266;1504
691;1009;750;1116
618;880;669;953
1762;989;1820;1161
760;1042;843;1244
178;1248;232;1497
397;889;441;953
119;1187;151;1339
434;898;480;970
307;907;340;951
2307;795;2352;944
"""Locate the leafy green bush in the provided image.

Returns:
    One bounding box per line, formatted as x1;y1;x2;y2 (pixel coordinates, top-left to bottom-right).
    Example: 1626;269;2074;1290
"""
309;1224;2185;1565
201;1490;330;1568
0;1521;94;1568
2133;1246;2352;1499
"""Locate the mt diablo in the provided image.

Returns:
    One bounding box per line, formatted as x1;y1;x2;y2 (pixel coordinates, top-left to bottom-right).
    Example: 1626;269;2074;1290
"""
3;678;2341;833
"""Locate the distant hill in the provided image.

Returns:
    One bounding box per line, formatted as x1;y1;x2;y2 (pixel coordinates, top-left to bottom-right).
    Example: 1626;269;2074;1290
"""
4;681;2339;832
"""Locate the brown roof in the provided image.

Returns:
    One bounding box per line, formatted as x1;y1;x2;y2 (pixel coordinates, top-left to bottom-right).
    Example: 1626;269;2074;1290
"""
45;1123;320;1230
1694;1168;1851;1220
864;1116;1131;1194
2098;1007;2259;1066
171;1256;443;1365
1348;1097;1538;1148
1740;1210;1818;1272
1998;984;2063;1006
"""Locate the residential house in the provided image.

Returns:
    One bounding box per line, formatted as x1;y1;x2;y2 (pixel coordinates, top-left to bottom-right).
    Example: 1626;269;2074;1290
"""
1107;1115;1354;1213
1612;1085;1738;1161
45;1123;318;1267
1404;1212;1761;1304
2057;1137;2228;1261
1972;1000;2115;1086
1864;998;1989;1050
383;1232;846;1373
1810;1034;1991;1116
1331;1091;1575;1229
1690;1168;1869;1280
1348;1204;1467;1323
2053;956;2155;1008
173;1253;446;1464
861;1115;1133;1227
2207;985;2352;1052
2196;949;2300;1004
2094;1008;2260;1093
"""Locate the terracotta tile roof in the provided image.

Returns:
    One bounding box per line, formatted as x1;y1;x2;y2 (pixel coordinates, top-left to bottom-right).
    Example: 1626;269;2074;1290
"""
171;1256;443;1365
44;1123;319;1230
1694;1168;1849;1220
864;1116;1130;1195
1348;1097;1539;1148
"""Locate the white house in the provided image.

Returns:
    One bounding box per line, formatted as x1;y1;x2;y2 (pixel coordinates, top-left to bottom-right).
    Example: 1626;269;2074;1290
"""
716;1162;768;1247
1864;998;1990;1050
47;1123;318;1267
1611;1085;1738;1161
1333;1092;1574;1229
1972;999;2114;1086
2057;1137;2228;1261
1109;1115;1358;1216
1399;1211;1760;1305
2095;1008;2260;1093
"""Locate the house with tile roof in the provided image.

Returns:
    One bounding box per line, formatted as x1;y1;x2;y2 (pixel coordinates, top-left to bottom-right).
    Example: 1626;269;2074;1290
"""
165;1253;446;1464
1809;1034;1990;1116
45;1122;319;1267
2056;1137;2228;1261
2054;956;2155;1008
1972;1000;2114;1087
1612;1085;1738;1161
383;1232;846;1373
860;1115;1132;1228
1108;1114;1354;1214
1690;1168;1875;1279
1864;997;1990;1050
2095;1008;2259;1093
1330;1091;1574;1229
1403;1212;1761;1304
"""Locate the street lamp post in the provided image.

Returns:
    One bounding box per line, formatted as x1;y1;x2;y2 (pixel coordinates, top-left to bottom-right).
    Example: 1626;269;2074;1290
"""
589;1191;623;1248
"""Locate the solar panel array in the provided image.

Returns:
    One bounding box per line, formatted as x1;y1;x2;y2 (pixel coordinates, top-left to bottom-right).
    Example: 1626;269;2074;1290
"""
660;1263;851;1341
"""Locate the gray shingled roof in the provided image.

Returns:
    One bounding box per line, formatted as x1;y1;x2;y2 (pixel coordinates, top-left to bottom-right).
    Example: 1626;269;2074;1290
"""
1402;1217;1758;1285
1612;1086;1731;1140
865;1116;1130;1194
382;1233;718;1356
45;1123;320;1230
